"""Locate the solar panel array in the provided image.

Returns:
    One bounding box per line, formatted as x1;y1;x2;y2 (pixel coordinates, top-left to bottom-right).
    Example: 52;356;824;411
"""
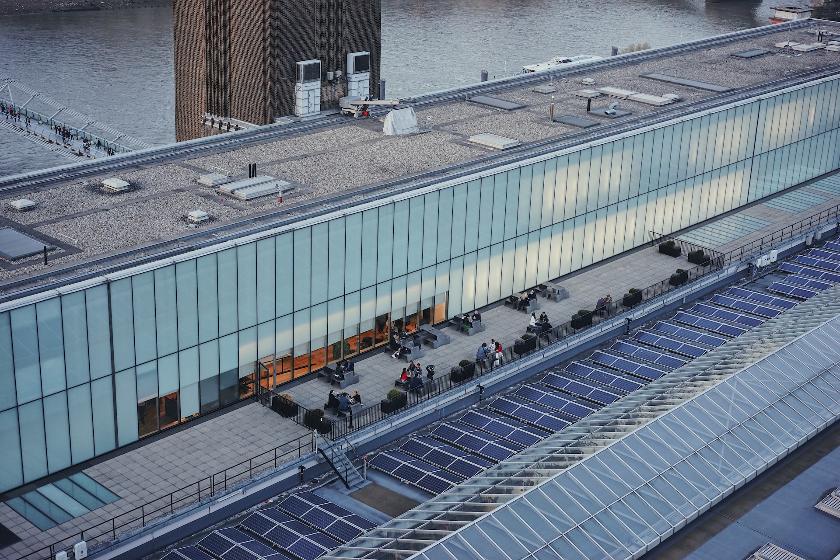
368;234;839;508
163;492;374;560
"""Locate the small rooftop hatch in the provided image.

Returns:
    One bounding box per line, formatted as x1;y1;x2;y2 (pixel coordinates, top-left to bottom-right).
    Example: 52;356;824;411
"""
0;228;53;261
468;133;520;150
641;73;731;92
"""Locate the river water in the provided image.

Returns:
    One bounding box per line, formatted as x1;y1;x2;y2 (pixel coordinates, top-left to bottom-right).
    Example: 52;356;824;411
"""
0;0;775;178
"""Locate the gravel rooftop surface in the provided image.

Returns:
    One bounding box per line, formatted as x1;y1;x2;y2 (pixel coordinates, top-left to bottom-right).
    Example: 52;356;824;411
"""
1;24;839;292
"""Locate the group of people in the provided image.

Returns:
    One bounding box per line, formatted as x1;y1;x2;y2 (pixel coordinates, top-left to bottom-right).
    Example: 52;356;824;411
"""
516;289;539;311
475;339;504;373
397;361;435;391
325;389;362;416
529;312;553;333
332;359;355;381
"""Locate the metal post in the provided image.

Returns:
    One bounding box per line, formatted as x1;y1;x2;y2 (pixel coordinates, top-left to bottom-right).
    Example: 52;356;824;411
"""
379;79;386;100
480;69;489;82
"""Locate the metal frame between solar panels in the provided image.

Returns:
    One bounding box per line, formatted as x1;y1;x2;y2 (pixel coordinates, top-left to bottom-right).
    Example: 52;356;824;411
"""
685;302;765;328
610;339;687;369
781;274;832;291
779;261;840;283
457;409;548;447
431;422;523;462
632;330;707;359
512;384;597;419
768;280;819;300
541;371;623;405
240;507;340;560
565;361;644;393
724;286;797;310
794;254;840;272
490;395;573;432
649;320;728;347
709;293;783;319
590;350;668;381
672;311;746;337
398;436;494;478
369;450;462;495
276;492;375;543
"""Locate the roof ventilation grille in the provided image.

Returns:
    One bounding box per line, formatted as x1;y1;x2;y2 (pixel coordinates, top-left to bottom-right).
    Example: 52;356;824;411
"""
217;176;290;201
102;178;131;194
8;199;38;211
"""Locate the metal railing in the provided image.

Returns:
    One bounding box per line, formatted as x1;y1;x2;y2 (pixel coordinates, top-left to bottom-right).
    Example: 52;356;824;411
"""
24;433;314;560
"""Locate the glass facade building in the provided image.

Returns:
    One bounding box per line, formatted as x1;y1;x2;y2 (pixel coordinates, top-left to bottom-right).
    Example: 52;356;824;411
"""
1;74;840;493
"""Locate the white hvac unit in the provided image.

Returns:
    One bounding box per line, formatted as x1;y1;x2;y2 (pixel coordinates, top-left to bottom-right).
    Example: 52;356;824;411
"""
187;210;209;224
55;552;68;560
73;541;88;559
295;60;322;117
102;178;130;193
9;198;38;211
806;233;815;246
217;176;289;201
346;52;371;99
768;249;778;263
383;108;419;135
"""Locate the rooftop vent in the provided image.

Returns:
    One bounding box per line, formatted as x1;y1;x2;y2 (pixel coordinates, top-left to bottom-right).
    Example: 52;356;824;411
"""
383;107;420;135
573;89;602;99
815;488;840;520
628;93;679;106
468;95;525;111
198;173;232;187
532;85;557;95
102;178;130;194
827;45;840;52
775;41;800;48
579;78;596;85
598;86;637;99
468;133;520;150
187;210;210;224
640;73;730;92
8;199;38;211
217;176;290;201
0;227;54;261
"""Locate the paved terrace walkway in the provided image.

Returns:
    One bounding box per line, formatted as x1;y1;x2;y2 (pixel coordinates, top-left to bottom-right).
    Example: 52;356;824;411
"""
0;173;837;560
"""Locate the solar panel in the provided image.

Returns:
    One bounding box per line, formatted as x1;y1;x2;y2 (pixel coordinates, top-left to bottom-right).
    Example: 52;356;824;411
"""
457;410;548;447
513;385;596;419
778;261;840;283
166;547;215;560
564;361;643;393
400;435;494;478
724;286;798;310
824;240;840;252
633;331;707;358
768;281;818;300
468;95;525;110
370;450;463;495
672;312;746;337
781;274;832;291
650;321;729;346
490;396;573;432
686;302;765;327
808;248;840;263
542;372;622;405
590;350;667;381
709;294;782;319
430;423;521;461
239;507;340;560
199;532;236;556
792;254;840;272
611;340;687;369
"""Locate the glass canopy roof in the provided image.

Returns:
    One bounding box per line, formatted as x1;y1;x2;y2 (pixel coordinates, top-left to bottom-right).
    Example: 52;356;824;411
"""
322;284;840;560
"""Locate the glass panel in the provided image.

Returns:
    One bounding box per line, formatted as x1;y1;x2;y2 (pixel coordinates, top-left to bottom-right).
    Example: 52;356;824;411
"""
154;266;178;356
60;293;89;388
115;368;138;446
345;213;363;293
85;286;111;380
179;347;199;420
67;384;94;463
408;196;425;272
311;222;329;304
176;260;199;348
12;306;42;404
437;188;454;263
44;392;71;472
0;409;22;490
257;238;276;323
196;254;219;343
376;205;394;282
90;377;115;455
237;243;258;328
276;233;294;315
392;200;410;276
19;400;47;481
136;362;158;437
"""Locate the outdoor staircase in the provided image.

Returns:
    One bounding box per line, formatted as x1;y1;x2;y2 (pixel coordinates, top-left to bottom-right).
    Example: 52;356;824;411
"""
316;435;366;490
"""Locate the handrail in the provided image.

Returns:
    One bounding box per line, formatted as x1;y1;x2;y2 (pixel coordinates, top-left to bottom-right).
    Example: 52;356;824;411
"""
23;433;314;560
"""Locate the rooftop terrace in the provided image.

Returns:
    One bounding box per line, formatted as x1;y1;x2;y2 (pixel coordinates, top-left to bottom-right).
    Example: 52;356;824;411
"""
0;20;839;298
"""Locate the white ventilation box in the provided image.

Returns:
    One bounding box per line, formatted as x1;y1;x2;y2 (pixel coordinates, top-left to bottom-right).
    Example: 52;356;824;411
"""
598;86;638;99
9;198;38;211
628;93;677;106
73;541;88;559
295;60;321;117
383;108;419;135
217;176;289;201
198;173;231;187
468;133;521;150
187;210;209;224
102;178;130;193
792;43;825;52
55;552;68;560
768;249;778;263
347;51;371;75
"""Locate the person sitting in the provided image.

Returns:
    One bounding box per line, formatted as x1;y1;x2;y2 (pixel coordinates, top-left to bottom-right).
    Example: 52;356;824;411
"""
346;361;355;372
426;364;436;381
517;294;530;311
528;289;537;301
325;390;339;411
337;393;351;415
472;310;482;322
538;312;553;332
397;368;409;386
351;390;362;404
392;345;409;359
529;313;538;329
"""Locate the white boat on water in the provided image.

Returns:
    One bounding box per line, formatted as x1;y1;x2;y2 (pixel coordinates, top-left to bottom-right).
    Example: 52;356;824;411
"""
522;54;603;73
